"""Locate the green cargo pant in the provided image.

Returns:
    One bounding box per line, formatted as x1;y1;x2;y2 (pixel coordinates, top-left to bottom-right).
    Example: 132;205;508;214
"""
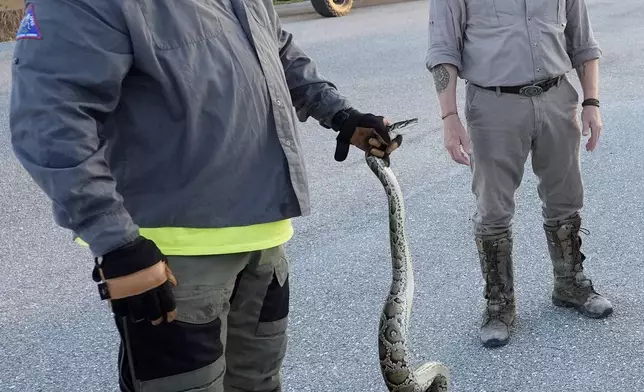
113;245;290;392
465;74;584;235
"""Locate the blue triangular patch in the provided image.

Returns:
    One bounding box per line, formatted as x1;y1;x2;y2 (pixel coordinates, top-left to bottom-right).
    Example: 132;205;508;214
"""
16;4;42;40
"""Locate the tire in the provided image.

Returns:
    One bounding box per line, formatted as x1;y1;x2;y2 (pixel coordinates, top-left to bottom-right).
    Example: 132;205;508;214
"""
310;0;353;17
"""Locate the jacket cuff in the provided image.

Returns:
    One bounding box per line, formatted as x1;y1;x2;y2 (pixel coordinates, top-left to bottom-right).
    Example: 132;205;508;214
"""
306;89;353;130
74;208;140;257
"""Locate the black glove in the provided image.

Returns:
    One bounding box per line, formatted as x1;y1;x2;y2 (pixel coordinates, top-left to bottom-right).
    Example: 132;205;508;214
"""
92;236;178;326
329;108;402;163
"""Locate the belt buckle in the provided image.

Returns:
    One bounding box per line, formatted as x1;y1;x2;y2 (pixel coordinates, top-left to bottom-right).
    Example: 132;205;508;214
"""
519;85;543;97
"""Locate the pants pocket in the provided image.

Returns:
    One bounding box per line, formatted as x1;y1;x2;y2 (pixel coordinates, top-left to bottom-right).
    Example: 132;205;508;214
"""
464;82;483;123
561;76;579;104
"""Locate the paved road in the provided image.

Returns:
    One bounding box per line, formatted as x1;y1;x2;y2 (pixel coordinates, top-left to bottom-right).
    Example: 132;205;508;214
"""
1;1;642;391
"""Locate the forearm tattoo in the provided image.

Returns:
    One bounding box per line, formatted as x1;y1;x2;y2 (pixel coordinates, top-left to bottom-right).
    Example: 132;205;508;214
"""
431;65;450;93
577;63;588;77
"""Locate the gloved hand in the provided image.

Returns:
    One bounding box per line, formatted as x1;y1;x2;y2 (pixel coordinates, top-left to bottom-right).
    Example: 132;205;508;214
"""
330;108;403;164
92;236;178;326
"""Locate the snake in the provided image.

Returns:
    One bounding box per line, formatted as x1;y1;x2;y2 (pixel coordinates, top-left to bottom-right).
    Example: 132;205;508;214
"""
365;143;451;392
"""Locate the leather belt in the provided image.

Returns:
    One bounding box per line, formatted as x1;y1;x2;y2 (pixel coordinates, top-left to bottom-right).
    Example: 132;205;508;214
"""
477;75;563;97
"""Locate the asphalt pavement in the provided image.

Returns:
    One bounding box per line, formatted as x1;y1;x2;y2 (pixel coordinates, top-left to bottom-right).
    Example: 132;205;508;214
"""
1;0;643;391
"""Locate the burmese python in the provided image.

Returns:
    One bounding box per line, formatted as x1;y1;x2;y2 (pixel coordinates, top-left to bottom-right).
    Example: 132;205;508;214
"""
365;118;450;392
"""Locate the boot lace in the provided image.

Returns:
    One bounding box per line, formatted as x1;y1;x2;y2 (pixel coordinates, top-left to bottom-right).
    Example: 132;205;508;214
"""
483;242;510;318
569;227;594;289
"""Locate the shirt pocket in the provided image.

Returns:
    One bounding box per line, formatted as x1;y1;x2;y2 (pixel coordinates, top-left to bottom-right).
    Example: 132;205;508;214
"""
489;0;526;26
546;0;566;25
135;0;223;50
466;0;524;27
465;0;494;26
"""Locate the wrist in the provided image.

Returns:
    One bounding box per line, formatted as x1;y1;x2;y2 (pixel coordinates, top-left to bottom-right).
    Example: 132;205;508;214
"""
330;107;361;132
101;261;169;301
582;91;599;102
441;110;458;120
98;236;164;279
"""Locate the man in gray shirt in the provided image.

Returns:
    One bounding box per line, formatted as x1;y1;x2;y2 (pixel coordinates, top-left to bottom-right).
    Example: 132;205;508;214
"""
426;0;612;348
9;0;402;391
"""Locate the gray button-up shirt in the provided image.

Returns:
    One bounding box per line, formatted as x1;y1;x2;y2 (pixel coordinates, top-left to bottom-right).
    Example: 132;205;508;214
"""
425;0;602;86
10;0;352;256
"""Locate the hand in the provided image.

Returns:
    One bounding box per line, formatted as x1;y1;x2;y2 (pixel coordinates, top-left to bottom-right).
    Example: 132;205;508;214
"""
92;236;178;326
332;108;402;163
350;117;402;158
581;105;602;152
442;113;472;165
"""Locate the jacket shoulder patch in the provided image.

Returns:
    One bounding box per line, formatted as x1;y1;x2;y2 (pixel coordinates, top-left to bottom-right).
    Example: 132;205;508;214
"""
16;4;42;40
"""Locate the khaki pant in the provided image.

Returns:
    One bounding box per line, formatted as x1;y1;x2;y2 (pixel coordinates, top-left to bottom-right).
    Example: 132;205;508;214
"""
114;246;290;392
464;75;584;235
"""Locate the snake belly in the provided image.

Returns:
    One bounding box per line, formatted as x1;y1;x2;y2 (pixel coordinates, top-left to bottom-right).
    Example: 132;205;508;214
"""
366;154;451;392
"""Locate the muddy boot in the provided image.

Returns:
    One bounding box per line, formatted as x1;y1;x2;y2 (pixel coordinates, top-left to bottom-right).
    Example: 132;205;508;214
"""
544;214;613;318
476;231;516;348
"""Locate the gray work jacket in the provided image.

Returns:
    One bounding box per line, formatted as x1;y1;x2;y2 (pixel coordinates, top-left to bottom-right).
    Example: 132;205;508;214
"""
426;0;602;86
10;0;351;256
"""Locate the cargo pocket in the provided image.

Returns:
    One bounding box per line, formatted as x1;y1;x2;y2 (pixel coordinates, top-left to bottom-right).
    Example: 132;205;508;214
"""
173;287;224;324
252;254;290;377
223;248;290;381
256;254;290;337
124;288;226;391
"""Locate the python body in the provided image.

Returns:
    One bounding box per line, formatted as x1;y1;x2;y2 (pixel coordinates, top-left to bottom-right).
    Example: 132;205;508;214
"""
365;152;450;392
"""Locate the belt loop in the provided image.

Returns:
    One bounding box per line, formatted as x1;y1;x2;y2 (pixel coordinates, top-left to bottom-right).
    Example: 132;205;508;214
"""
557;75;562;87
495;86;501;97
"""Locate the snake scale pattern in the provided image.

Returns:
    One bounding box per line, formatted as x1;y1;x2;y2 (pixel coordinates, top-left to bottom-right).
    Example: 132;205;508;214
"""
366;153;451;392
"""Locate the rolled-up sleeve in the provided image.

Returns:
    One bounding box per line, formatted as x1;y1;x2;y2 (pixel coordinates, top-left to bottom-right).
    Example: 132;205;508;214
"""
564;0;602;68
425;0;465;71
10;0;139;257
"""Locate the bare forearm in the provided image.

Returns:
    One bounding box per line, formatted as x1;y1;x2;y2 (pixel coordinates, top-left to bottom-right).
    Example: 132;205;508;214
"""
430;63;459;117
575;58;599;100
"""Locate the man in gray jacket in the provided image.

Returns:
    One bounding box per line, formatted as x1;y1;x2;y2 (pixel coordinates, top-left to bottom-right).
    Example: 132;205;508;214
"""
426;0;612;348
10;0;401;391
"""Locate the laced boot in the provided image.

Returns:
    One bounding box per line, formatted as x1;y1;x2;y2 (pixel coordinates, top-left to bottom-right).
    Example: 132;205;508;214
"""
476;231;516;348
544;214;613;318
